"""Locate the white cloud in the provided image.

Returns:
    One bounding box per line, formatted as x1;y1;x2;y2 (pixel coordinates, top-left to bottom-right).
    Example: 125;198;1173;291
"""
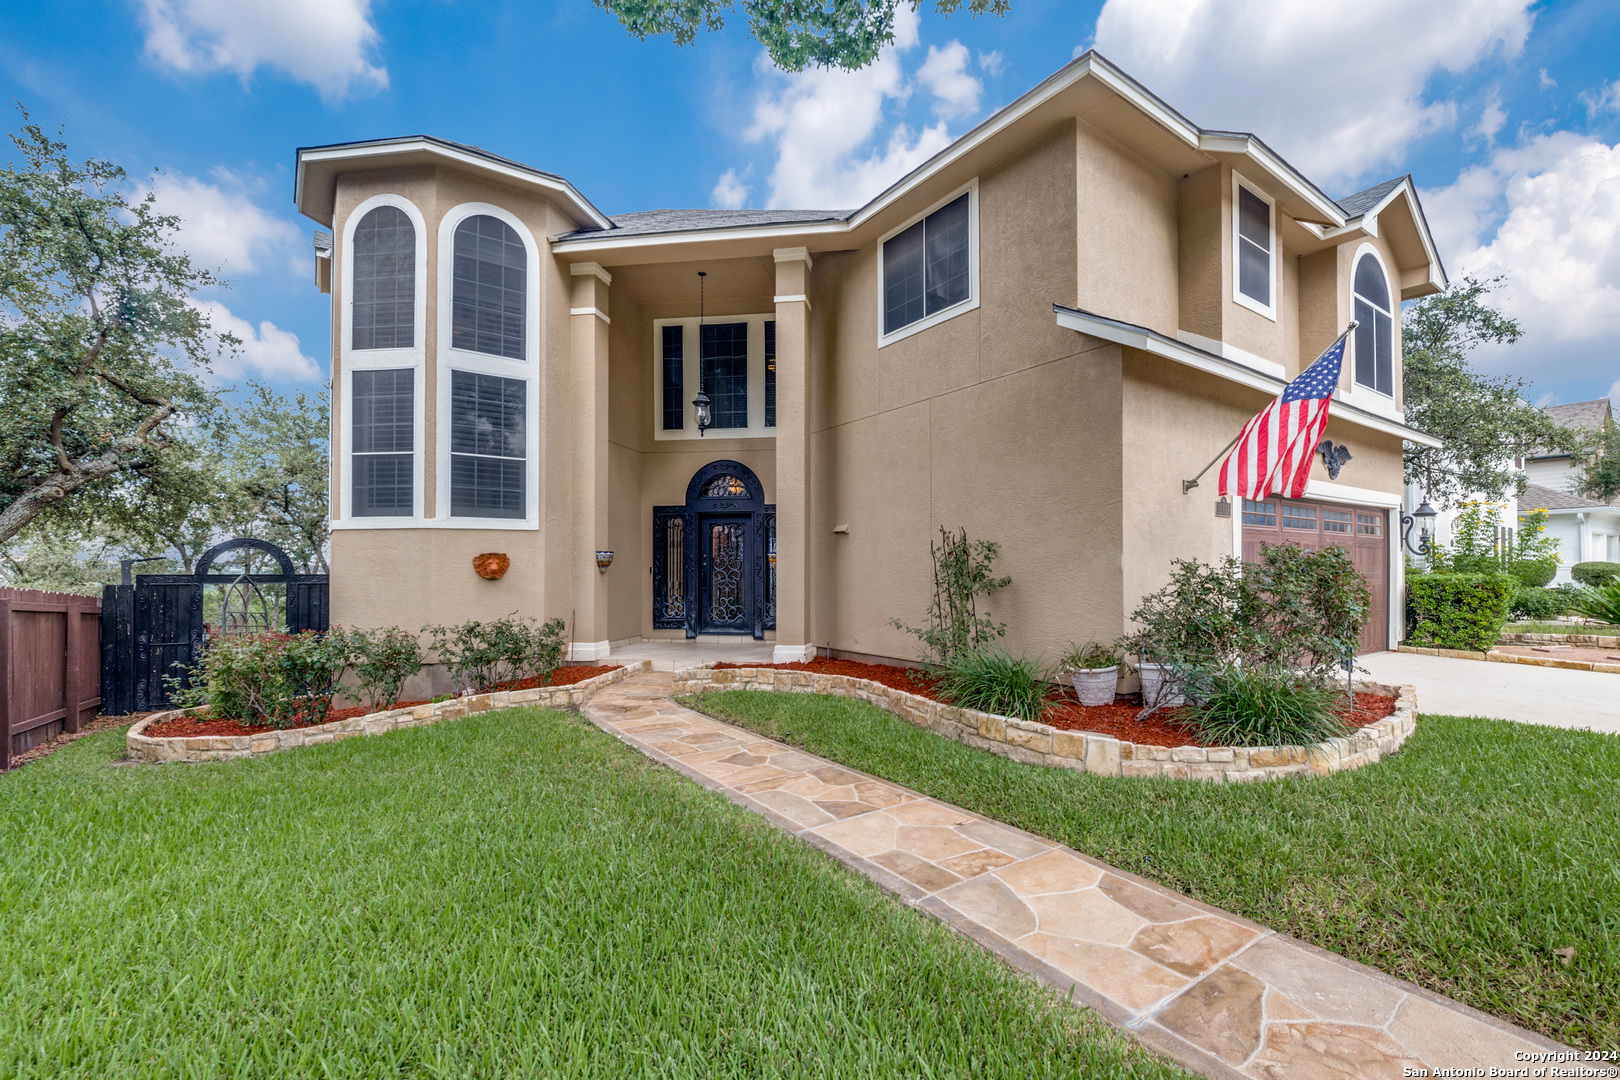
712;168;751;209
740;7;967;209
1423;133;1620;390
978;50;1005;77
1472;94;1507;144
136;170;301;277
1582;79;1620;118
140;0;387;100
1092;0;1533;189
192;299;322;383
1539;68;1557;90
917;42;982;119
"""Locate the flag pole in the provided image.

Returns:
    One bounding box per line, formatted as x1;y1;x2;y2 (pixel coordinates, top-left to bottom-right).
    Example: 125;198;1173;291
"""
1180;321;1359;495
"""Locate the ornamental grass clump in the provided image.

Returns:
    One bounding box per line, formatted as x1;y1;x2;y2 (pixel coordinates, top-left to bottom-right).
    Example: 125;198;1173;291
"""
1189;664;1349;748
1570;580;1620;626
935;649;1055;724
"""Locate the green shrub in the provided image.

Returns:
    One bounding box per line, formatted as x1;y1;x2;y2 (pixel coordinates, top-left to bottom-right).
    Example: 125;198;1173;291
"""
1123;546;1368;679
1188;664;1348;748
424;614;568;695
934;650;1054;724
1058;640;1120;671
890;526;1010;666
1571;580;1620;625
338;626;425;712
1507;558;1558;588
1571;561;1620;587
178;632;348;728
1509;585;1575;621
1406;572;1516;651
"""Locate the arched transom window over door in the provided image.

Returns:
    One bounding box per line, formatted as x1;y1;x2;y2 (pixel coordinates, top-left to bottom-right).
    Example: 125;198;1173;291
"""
452;215;526;359
352;206;415;350
1353;253;1394;396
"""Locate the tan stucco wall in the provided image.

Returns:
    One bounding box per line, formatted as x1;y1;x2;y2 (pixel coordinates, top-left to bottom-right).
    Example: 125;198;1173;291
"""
1075;119;1178;336
328;166;585;635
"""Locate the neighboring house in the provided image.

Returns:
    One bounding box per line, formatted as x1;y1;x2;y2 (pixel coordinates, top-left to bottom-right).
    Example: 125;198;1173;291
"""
1518;398;1620;580
293;50;1445;669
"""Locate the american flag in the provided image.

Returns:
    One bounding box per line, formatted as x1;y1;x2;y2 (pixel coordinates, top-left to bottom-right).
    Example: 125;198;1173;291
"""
1218;330;1350;501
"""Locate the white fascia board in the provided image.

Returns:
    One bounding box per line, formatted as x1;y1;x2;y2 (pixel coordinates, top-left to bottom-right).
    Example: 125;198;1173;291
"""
1197;133;1345;226
297;139;613;231
1300;179;1447;293
1052;305;1443;448
550;218;847;254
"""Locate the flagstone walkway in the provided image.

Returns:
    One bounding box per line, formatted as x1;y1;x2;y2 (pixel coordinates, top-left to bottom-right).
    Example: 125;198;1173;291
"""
582;672;1568;1080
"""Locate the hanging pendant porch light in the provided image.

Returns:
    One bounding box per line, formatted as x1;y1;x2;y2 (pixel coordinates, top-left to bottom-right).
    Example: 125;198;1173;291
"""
693;270;712;436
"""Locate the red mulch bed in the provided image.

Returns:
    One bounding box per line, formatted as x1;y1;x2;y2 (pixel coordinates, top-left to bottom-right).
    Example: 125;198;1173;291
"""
712;658;1396;749
143;664;624;739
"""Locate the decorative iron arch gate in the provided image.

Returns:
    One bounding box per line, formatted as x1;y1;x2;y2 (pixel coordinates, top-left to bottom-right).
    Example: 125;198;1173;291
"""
653;461;775;639
100;538;329;713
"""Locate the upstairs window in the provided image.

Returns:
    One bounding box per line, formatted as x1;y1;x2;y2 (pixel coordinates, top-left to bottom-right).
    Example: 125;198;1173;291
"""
451;215;526;359
882;189;974;338
450;370;526;519
352;206;415;350
351;368;414;517
764;319;777;428
700;322;749;430
661;324;684;430
1353;252;1394;396
1235;181;1274;316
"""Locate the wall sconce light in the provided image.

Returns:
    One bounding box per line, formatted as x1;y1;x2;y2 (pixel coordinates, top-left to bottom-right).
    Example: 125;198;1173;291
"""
1400;502;1438;556
595;550;614;572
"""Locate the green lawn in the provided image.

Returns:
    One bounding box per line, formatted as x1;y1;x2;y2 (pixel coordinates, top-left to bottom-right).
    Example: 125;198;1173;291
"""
0;709;1189;1080
686;690;1620;1050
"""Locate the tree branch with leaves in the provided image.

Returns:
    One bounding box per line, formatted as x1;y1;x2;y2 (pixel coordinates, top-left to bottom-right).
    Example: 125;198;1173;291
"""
594;0;1008;72
1401;276;1576;507
0;112;226;544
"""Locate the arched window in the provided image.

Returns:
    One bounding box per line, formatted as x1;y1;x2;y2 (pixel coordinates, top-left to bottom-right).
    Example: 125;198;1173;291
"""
352;206;415;350
1353;253;1393;396
702;474;748;498
451;215;526;359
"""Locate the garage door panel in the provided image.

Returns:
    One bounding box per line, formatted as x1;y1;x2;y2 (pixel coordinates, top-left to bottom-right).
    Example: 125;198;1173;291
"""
1241;498;1388;655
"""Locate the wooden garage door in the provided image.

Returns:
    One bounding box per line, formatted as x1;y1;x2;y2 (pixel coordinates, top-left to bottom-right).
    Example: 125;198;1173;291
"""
1241;498;1389;654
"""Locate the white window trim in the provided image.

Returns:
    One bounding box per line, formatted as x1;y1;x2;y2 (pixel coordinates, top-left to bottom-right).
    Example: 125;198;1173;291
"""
652;313;777;442
1348;242;1397;408
876;178;980;348
434;202;542;530
1231;174;1277;322
336;193;428;527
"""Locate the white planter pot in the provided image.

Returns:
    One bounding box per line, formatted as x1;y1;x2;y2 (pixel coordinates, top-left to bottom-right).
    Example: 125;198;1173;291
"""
1138;662;1184;708
1069;667;1119;707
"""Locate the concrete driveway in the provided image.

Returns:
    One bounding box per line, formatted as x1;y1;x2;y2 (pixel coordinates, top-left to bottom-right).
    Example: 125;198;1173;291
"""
1359;651;1620;734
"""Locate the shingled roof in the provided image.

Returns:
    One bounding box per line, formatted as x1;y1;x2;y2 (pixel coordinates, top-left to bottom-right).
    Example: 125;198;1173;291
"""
1545;399;1614;433
1336;176;1406;218
556;207;850;241
1520;483;1609;512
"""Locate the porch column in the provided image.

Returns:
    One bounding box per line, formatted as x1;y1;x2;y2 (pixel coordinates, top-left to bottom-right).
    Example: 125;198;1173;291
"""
569;262;612;660
773;247;815;662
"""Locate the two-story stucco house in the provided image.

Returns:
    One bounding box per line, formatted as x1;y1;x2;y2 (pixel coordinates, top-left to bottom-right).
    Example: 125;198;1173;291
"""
293;51;1445;672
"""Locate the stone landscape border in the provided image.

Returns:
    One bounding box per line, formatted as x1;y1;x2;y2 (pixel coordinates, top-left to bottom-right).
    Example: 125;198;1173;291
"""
673;666;1419;781
1400;644;1620;674
126;661;651;763
1500;632;1620;648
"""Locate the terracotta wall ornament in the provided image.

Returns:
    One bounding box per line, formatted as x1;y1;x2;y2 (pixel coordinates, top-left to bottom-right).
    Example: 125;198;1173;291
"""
473;553;510;580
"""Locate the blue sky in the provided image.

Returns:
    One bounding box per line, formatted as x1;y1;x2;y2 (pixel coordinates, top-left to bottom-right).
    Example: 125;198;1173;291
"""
3;0;1617;407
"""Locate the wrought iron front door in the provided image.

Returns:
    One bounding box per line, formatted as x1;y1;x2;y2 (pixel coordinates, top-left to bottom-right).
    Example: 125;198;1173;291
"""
699;515;753;634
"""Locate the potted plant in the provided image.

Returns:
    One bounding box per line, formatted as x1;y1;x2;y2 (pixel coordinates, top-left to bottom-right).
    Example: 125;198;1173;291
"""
1135;655;1185;709
1059;641;1121;707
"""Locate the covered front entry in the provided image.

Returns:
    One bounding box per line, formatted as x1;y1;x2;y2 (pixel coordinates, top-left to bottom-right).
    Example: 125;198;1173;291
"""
653;461;776;639
1240;497;1389;654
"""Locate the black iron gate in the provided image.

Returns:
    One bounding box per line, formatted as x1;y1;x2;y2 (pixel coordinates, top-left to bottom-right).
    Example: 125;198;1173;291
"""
652;461;775;640
101;538;328;713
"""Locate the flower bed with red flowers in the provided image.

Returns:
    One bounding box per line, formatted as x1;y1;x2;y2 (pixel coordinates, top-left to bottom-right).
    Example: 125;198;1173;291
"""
712;658;1395;750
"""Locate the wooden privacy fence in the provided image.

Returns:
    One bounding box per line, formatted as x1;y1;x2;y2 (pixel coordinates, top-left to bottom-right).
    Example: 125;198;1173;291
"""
0;588;102;770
